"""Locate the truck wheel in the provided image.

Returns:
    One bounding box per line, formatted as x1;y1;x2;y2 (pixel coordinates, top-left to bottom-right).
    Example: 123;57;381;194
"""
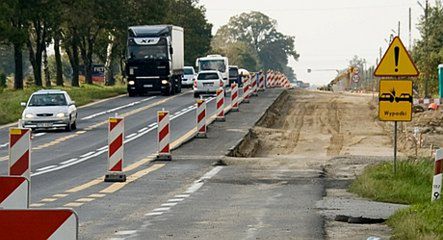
175;78;182;93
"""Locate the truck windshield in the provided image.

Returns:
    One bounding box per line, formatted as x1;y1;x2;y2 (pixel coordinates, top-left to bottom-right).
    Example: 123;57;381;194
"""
128;45;168;60
199;60;226;72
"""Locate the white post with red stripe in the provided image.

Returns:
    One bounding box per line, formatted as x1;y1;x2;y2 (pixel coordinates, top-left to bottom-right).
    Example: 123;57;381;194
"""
0;176;29;209
0;209;78;239
251;73;258;96
9;128;31;180
231;83;239;112
105;117;126;182
258;72;265;91
157;110;171;161
432;149;443;201
216;88;226;121
242;75;250;103
196;99;207;138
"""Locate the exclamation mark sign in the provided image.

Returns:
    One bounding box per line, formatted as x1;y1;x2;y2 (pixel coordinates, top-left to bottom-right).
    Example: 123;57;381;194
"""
394;46;400;72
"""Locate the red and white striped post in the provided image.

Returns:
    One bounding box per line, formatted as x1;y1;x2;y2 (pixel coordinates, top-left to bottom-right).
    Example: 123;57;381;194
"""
258;72;265;91
105;117;126;182
231;83;239;112
9;128;31;180
196;99;207;138
216;88;226;122
157;110;171;161
0;176;29;209
432;149;443;201
269;72;276;88
242;75;250;103
251;73;258;96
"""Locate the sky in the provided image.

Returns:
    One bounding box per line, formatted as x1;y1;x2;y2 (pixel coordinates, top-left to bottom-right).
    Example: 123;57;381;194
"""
199;0;426;86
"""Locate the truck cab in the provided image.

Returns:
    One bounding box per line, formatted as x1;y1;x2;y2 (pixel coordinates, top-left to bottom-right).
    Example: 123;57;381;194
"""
126;25;184;96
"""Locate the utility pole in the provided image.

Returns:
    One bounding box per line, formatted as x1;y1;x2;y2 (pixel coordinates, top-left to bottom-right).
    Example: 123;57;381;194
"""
425;0;429;97
398;21;401;37
409;7;412;50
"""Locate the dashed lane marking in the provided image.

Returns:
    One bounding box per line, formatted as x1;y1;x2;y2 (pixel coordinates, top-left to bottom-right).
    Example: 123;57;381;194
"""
153;207;170;212
167;198;184;202
115;230;137;236
64;202;84;207
145;212;163;216
30;203;46;208
76;198;95;202
161;202;177;207
89;194;106;198
40;198;58;203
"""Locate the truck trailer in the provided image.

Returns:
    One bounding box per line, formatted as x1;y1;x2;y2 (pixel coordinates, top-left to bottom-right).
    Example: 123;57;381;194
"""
125;25;184;96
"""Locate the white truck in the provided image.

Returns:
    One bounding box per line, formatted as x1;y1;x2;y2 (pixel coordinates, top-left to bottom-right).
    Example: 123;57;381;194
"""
196;55;229;87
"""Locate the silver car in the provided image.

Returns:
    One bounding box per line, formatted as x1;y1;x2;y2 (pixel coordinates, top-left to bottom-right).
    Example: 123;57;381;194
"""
182;66;196;87
21;90;78;131
193;70;225;98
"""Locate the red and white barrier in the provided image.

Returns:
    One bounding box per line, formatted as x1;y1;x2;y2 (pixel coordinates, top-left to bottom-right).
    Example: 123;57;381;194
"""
231;83;239;112
0;176;29;209
196;99;207;138
251;73;258;96
9;128;31;179
157;110;171;160
0;209;78;239
242;75;250;103
216;88;226;121
105;117;126;182
258;72;266;91
432;149;443;201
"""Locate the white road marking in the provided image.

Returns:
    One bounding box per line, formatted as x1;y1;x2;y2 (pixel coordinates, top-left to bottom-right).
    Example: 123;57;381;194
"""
97;146;108;151
174;194;190;198
60;158;79;165
80;151;96;158
148;123;156;128
0;143;8;149
33;133;46;137
138;127;148;133
36;165;57;172
115;230;137;236
145;212;163;216
161;202;177;207
167;198;184;202
126;133;137;139
81;97;156;120
153;207;170;212
186;166;223;194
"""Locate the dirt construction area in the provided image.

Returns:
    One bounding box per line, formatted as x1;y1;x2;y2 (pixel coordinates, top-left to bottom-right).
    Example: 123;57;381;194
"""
228;89;404;239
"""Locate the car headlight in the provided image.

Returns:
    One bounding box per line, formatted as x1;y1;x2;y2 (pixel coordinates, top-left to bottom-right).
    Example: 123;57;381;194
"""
161;80;168;85
128;81;135;85
24;113;34;119
56;112;67;118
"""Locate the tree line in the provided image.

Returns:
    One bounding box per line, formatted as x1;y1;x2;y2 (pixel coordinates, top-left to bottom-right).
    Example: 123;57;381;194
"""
211;11;299;80
0;0;212;89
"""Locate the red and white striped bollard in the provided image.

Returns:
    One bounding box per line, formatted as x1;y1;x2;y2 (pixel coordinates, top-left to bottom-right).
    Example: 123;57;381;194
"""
105;117;126;182
196;99;207;138
432;149;443;201
231;83;239;112
242;76;250;103
157;110;171;161
9;128;31;180
216;88;225;121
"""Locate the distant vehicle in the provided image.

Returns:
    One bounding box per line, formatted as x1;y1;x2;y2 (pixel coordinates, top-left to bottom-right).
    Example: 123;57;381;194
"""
193;70;224;98
229;66;241;86
182;66;196;87
21;90;78;131
395;93;413;103
196;55;229;87
125;25;184;96
379;93;395;103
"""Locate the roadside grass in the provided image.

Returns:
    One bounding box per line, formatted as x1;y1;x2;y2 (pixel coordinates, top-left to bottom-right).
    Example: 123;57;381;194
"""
0;84;126;125
349;159;443;239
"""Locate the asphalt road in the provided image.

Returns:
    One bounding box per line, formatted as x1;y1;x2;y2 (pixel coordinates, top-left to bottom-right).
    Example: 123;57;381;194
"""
1;87;327;239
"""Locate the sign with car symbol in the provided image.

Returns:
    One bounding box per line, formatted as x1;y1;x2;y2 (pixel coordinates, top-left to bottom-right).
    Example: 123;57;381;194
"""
379;80;413;121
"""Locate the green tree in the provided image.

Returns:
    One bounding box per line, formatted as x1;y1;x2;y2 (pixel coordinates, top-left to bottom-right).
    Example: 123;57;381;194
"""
212;11;299;73
412;2;443;96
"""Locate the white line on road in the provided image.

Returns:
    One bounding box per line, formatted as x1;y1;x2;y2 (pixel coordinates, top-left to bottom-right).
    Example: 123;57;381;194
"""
167;198;184;202
153;207;170;212
36;165;57;172
33;133;46;137
145;212;163;216
161;202;177;207
81;97;156;120
97;146;108;151
126;133;137;139
80;151;96;158
186;166;223;194
174;194;190;198
60;158;79;165
115;230;137;236
138;127;148;133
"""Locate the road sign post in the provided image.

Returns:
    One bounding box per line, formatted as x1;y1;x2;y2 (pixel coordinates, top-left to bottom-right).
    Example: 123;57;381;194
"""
374;36;419;175
439;64;443;98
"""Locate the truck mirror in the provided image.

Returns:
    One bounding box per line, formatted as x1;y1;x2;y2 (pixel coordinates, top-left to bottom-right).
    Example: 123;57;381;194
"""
169;47;173;55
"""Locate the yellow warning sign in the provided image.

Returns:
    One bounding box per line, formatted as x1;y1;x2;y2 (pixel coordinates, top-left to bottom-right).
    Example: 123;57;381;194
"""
374;37;419;77
379;80;413;122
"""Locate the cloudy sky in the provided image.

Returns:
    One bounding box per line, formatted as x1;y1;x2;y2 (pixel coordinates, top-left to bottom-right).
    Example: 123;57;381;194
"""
199;0;426;86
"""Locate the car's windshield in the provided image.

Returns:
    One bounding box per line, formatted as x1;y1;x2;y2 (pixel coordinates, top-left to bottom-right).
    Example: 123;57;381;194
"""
184;68;194;75
199;60;226;72
229;68;238;78
128;44;168;60
28;93;67;107
198;73;219;80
